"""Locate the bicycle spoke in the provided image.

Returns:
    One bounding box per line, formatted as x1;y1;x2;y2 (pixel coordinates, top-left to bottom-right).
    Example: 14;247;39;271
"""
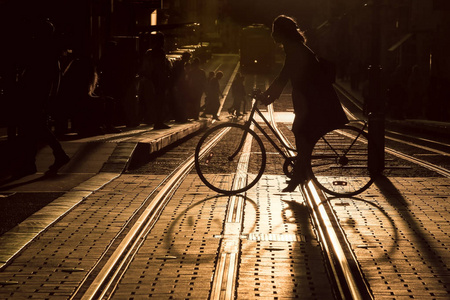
309;125;374;196
195;123;266;195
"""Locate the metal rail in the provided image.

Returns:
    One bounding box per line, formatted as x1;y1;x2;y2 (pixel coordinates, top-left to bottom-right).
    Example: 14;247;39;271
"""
74;67;241;299
301;181;373;300
385;130;450;154
210;122;254;300
77;127;232;299
385;147;450;177
79;157;194;299
265;105;373;300
335;83;450;178
75;74;381;300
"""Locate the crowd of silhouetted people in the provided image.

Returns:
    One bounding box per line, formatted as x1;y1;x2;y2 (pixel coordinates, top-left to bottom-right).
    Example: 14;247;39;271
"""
0;20;218;180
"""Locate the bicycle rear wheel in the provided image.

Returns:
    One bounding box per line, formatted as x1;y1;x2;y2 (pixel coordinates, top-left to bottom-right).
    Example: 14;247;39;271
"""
195;123;266;195
309;125;374;196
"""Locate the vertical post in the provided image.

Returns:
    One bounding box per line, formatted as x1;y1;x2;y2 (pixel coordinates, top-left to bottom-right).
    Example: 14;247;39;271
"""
368;0;385;175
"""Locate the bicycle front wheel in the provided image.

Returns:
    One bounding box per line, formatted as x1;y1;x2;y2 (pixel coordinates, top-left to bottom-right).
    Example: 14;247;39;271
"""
195;123;266;195
309;125;374;196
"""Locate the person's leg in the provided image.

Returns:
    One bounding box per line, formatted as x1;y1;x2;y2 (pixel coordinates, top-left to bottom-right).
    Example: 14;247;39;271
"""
282;134;312;192
42;124;70;174
153;90;170;129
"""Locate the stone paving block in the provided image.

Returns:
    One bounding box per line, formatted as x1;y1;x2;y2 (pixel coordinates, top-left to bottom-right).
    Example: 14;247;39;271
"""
332;177;450;299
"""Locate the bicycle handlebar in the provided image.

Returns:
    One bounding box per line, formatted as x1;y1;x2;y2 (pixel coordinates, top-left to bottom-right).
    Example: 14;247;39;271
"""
251;88;262;99
251;88;266;105
251;88;275;107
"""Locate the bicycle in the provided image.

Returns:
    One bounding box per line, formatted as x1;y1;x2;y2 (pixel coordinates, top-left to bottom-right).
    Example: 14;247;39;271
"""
194;89;376;196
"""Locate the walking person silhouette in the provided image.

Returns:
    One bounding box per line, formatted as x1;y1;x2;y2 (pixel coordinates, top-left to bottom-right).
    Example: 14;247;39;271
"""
201;71;223;120
141;32;171;129
259;15;348;192
186;57;207;120
229;73;246;116
13;19;69;179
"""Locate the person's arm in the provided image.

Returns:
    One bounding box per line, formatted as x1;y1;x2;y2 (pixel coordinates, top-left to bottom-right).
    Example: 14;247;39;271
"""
261;62;289;104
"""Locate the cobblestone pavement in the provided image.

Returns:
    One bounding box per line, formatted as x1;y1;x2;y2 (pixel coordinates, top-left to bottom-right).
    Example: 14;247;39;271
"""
331;176;450;299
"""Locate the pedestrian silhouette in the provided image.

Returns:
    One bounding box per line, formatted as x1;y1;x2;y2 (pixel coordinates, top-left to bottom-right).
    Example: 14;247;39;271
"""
201;71;215;113
201;71;223;120
259;15;348;192
171;52;191;123
140;32;171;129
56;52;97;136
14;19;69;178
228;73;246;116
186;57;207;120
99;40;137;127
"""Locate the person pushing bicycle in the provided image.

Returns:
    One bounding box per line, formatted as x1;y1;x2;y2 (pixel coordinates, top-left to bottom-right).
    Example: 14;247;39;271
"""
258;15;349;192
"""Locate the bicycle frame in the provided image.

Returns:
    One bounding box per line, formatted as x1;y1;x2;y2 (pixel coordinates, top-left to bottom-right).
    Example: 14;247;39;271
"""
234;96;369;165
196;93;374;196
318;121;368;159
239;99;297;161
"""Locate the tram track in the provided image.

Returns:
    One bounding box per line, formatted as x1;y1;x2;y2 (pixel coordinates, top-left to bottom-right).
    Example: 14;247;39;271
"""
206;77;375;299
69;68;447;299
72;62;241;299
336;84;450;178
76;129;235;299
206;96;373;298
74;101;373;299
73;153;196;299
265;104;373;299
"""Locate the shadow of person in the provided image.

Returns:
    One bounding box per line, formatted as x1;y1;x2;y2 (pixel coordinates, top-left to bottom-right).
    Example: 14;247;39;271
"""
281;199;316;242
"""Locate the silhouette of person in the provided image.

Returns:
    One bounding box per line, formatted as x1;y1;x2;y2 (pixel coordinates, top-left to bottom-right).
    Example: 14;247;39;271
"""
99;40;137;127
56;52;94;135
51;48;74;137
259;15;348;192
140;32;171;129
201;71;223;120
14;19;69;178
186;57;207;120
171;52;191;123
229;73;246;116
201;71;215;113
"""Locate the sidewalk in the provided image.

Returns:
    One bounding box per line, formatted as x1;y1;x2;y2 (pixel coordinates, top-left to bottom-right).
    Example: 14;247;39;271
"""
0;119;210;266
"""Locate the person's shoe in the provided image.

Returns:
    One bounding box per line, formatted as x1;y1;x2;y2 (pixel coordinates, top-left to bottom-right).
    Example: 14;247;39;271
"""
46;154;70;175
153;123;171;130
282;175;308;192
282;180;299;192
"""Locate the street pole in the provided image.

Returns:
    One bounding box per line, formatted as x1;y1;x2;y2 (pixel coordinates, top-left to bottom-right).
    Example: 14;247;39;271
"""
368;0;385;175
